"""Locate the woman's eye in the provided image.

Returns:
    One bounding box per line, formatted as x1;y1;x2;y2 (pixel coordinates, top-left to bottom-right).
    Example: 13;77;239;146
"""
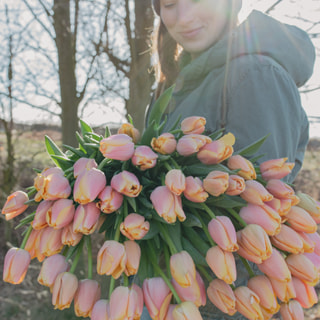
162;1;176;8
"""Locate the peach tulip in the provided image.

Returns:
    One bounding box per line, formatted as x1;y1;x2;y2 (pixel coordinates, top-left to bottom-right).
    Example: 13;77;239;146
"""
180;116;206;135
260;157;295;181
24;228;45;262
227;155;257;180
124;240;141;276
240;180;273;206
226;174;245;196
266;179;299;205
39;227;63;257
2;190;29;220
132;145;158;170
208;216;238;252
298;231;316;253
151;132;177;155
165;169;186;196
99;134;135;160
97;186;123;214
61;223;83;246
265;197;292;217
3;248;31;284
73;158;97;178
207;279;237;316
285;206;317;234
176;134;211;156
91;299;110;320
120;213;150;240
203;170;229;197
117;122;140;143
296;191;320;223
52;272;78;310
279;300;304;320
183;176;208;203
268;277;296;302
307;231;320;255
46;198;75;229
304;252;320;272
32;200;52;230
165;304;177;320
110;170;142;197
73;202;101;235
74;279;101;318
172;301;202;320
206;246;237;284
150;186;186;223
292;276;318;308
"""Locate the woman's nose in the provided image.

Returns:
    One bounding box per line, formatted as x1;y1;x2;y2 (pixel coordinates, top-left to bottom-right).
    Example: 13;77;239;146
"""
176;1;195;26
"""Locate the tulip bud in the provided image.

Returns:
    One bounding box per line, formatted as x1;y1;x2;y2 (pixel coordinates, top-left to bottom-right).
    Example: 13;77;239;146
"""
99;134;135;160
39;227;63;257
24;228;45;262
266;179;299;205
32;200;52;230
151;132;177;154
97;186;123;214
285;206;317;234
296;191;320;223
2;190;29;220
297;231;316;253
240;180;273;206
280;300;304;320
91;299;110;320
307;231;320;255
73;202;101;235
3;248;31;284
61;223;83;246
117;122;140;143
226;174;245;196
180;116;206;135
111;170;142;198
260;157;294;181
172;301;202;320
46;198;75;229
165;169;186;196
265;197;292;217
124;240;141;276
132;145;158;170
292;276;318;308
227;155;257;180
176;134;211;156
203;170;229;197
165;305;177;320
120;213;150;240
73;158;97;178
268;276;296;302
183;176;209;203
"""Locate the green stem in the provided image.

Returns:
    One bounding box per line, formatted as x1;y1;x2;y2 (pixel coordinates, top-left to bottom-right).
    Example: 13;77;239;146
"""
109;276;116;298
170;157;181;169
98;158;111;170
27;188;37;198
157;222;178;254
20;225;33;249
238;256;255;278
197;265;213;283
163;161;173;171
123;274;129;287
86;236;93;279
69;240;84;274
227;208;247;228
200;203;216;219
114;212;123;242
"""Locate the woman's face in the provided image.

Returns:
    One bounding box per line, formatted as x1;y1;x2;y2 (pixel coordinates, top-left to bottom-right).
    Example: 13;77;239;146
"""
160;0;232;57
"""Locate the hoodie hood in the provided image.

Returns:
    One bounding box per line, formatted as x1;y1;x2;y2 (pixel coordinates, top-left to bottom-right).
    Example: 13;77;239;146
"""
180;10;315;89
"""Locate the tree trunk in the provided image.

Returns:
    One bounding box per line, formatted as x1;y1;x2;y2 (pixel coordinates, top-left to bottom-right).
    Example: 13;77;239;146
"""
53;0;79;147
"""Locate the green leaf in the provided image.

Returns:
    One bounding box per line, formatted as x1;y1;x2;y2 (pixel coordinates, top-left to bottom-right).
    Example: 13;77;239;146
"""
62;144;86;158
50;155;75;171
105;125;111;138
208;128;225;140
182;213;202;228
126;196;137;212
182;227;210;255
183;163;231;177
181;237;207;266
206;194;246;208
141;222;160;240
45;135;65;167
80;119;93;136
235;134;269;157
140;119;157;146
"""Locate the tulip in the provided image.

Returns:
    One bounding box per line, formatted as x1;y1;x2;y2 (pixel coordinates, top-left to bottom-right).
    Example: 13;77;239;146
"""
165;169;186;196
176;134;211;156
117;122;140;143
2;190;29;220
151;132;177;155
260;157;295;181
203;170;229;197
39;226;64;257
61;223;83;246
226;174;245;196
165;304;177;320
266;179;299;205
268;277;296;302
34;167;71;202
285;206;317;234
234;286;263;320
37;254;69;289
74;279;101;318
73;158;97;178
257;248;291;283
124;240;141;276
52;272;78;310
208;216;238;252
296;191;320;223
307;231;320;255
180;116;206;135
99;134;135;160
172;301;202;320
227;155;257;180
270;224;304;254
46;198;75;229
73;202;101;235
247;275;280;315
111;170;142;198
240;180;273;206
97;186;123;214
3;248;31;284
304;252;320;272
298;231;316;253
279;300;304;320
150;186;186;223
74;168;106;204
91;299;110;320
120;213;150;240
207;279;237;315
132;145;158;170
170;251;196;288
292;276;318;308
25;228;45;262
143;277;172;320
265;197;292;217
96;240;127;279
183;176;208;203
32;200;52;230
286;253;319;285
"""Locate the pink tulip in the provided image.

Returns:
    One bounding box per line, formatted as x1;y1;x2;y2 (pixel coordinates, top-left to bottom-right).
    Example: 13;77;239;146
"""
91;299;110;320
99;134;135;160
46;198;75;229
172;301;202;320
165;304;177;320
61;223;83;246
207;279;237;315
176;134;211;156
143;277;172;320
240;180;273;206
280;300;304;320
203;170;229;197
206;246;237;284
39;227;63;257
117;122;141;143
180;116;206;135
73;158;97;178
304;252;320;272
266;179;299;205
296;191;320;223
111;170;142;198
3;248;31;284
151;132;177;155
73;202;101;235
298;231;316;253
227;155;257;180
37;254;70;289
265;197;292;217
74;279;101;318
120;213;150;240
52;272;78;310
34;167;71;202
285;206;317;234
226;174;245;196
307;231;320;255
150;186;186;223
268;277;296;302
25;228;45;262
208;216;238;252
183;176;208;203
131;145;158;170
2;190;29;220
96;240;127;279
97;186;123;214
292;276;318;308
165;169;186;196
32;200;52;230
73;168;106;204
239;203;281;236
124;240;141;276
260;157;295;181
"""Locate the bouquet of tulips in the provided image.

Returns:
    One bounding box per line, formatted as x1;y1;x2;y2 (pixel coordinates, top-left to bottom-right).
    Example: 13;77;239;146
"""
2;86;320;320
